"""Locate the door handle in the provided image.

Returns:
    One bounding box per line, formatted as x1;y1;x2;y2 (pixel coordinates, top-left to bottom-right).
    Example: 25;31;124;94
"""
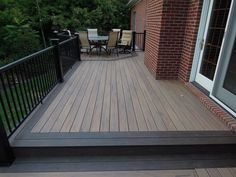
200;39;205;50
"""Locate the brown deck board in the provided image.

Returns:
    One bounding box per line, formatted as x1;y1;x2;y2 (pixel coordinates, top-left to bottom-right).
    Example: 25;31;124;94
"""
31;62;90;132
31;53;229;132
123;59;148;131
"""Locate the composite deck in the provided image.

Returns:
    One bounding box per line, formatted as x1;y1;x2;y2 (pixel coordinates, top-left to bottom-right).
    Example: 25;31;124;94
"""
29;53;228;133
1;168;236;176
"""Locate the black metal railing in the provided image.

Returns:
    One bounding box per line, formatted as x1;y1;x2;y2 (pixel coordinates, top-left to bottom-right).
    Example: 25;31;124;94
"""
0;36;80;138
56;31;72;42
132;30;146;52
59;37;80;75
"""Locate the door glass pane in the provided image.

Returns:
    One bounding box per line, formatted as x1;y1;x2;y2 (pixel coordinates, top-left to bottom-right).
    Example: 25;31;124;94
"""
200;0;231;80
223;38;236;95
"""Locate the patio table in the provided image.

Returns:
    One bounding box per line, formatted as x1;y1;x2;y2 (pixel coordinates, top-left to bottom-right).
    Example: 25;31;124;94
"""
89;36;108;55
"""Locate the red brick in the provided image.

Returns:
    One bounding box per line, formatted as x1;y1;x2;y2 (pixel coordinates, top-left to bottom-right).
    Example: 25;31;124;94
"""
143;0;202;80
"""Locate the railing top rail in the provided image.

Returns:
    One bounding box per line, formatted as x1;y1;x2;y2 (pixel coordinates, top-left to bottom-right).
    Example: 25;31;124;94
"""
0;36;78;73
58;36;77;45
0;46;54;73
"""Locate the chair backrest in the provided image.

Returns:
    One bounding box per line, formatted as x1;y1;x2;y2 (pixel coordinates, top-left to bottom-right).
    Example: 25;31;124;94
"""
87;29;98;38
112;29;121;39
107;32;118;47
79;31;90;48
121;30;132;46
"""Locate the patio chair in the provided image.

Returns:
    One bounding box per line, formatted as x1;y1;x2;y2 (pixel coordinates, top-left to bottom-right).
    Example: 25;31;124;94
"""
103;31;119;56
77;31;92;54
87;28;98;38
112;29;121;40
118;30;133;53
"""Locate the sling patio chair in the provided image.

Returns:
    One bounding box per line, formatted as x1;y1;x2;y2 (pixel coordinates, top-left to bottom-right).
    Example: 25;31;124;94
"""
112;29;121;40
118;30;132;53
103;31;119;56
87;28;98;38
77;31;92;54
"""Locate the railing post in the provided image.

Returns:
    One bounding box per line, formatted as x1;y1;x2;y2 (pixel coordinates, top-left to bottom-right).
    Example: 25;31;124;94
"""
132;31;136;52
51;39;64;83
143;30;146;51
75;33;81;61
0;118;15;166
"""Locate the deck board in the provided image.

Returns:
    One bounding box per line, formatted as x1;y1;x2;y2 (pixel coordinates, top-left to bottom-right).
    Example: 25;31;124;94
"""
31;53;229;132
1;168;236;177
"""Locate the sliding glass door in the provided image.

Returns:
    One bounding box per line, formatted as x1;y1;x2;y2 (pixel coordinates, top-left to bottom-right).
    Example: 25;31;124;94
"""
213;1;236;113
195;0;232;91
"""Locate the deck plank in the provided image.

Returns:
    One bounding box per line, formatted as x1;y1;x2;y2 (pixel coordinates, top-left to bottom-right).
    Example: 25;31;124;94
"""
158;80;203;130
110;61;119;131
218;168;234;177
60;62;97;132
3;168;236;177
120;60;138;131
31;53;230;133
126;59;158;131
133;58;182;130
207;168;222;177
100;61;112;132
31;62;89;133
168;81;228;130
229;168;236;176
90;62;108;132
71;62;102;132
80;62;105;132
195;169;210;177
50;61;92;132
116;61;129;131
123;60;148;131
127;58;167;131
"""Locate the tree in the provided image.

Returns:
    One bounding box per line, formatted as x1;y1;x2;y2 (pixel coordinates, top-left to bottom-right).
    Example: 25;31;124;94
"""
0;0;40;66
0;0;130;66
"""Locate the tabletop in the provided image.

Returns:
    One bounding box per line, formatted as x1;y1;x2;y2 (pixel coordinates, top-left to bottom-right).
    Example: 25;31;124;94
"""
89;36;108;41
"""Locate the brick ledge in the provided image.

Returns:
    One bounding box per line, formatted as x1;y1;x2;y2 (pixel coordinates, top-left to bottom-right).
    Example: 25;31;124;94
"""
185;83;236;132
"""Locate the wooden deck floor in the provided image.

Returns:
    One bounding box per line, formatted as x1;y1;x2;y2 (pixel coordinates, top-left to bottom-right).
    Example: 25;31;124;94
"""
31;53;228;133
1;168;236;177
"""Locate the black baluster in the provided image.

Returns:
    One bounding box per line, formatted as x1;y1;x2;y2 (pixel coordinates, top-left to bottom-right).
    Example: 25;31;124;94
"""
0;73;17;127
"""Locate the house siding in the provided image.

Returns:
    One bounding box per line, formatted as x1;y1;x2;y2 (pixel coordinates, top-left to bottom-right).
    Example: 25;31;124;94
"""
143;0;202;81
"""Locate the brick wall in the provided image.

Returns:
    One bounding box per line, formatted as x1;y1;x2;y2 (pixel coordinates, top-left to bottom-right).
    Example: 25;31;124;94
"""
131;0;147;33
144;0;163;77
144;0;202;81
179;0;203;82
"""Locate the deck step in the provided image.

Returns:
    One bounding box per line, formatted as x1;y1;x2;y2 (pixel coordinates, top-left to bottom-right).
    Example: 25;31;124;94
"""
2;148;236;173
3;131;236;173
12;131;236;156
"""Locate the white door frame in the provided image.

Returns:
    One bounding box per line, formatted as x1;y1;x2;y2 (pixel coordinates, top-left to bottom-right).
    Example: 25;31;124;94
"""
190;0;212;82
210;0;236;117
190;0;236;116
191;0;215;92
